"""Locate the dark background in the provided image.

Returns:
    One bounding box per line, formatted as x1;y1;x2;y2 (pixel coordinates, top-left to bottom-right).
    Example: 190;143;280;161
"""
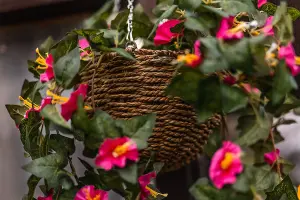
0;0;299;199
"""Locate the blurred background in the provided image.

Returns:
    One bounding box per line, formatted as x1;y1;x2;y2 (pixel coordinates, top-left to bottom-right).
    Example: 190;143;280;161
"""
1;0;300;199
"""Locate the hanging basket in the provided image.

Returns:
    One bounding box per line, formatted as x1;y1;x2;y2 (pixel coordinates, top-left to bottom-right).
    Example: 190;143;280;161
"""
80;48;221;171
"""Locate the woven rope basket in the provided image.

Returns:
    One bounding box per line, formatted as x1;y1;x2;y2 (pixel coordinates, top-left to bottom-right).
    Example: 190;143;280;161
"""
80;48;221;171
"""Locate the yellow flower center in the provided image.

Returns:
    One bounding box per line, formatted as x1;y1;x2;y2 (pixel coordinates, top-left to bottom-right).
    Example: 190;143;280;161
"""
295;56;300;65
177;54;199;65
297;185;300;200
220;152;235;170
227;23;246;34
83;188;101;200
112;141;132;158
145;186;168;198
35;48;48;70
19;96;40;110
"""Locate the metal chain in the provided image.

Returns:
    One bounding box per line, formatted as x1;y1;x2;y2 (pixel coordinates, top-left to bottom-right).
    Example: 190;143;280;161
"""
126;0;134;42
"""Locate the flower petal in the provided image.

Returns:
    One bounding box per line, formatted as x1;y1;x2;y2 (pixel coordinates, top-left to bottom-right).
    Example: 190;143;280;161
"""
154;19;182;46
258;0;267;8
79;38;90;49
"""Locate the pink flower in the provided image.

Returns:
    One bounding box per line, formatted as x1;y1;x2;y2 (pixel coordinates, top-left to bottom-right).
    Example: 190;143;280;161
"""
38;189;53;200
139;172;156;200
61;84;88;121
95;137;139;171
154;19;182;46
217;17;244;40
40;54;54;82
177;40;202;68
79;38;91;58
241;83;261;95
278;43;300;76
262;16;274;36
75;185;108;200
258;0;267;8
223;75;237;85
209;141;243;189
264;149;280;166
20;96;52;119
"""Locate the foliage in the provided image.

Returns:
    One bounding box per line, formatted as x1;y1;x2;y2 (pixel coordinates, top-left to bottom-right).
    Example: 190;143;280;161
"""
5;0;300;199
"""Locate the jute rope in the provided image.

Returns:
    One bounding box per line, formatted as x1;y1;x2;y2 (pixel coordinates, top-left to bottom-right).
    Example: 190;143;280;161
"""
80;49;221;171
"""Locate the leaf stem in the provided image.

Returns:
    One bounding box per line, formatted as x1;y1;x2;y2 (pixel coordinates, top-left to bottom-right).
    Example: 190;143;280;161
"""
67;156;80;184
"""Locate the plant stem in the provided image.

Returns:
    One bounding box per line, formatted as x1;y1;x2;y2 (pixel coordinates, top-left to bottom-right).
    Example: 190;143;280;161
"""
67;156;80;184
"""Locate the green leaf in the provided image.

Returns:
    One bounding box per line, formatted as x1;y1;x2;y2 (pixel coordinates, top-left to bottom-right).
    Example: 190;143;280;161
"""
83;0;114;29
203;128;222;157
23;175;41;200
267;94;300;117
148;5;178;38
117;164;138;184
280;159;295;176
19;111;42;159
51;34;78;62
200;5;229;17
111;10;129;31
266;176;298;200
49;134;75;155
6;104;27;126
27;60;41;79
54;47;80;89
236;113;272;146
58;188;78;200
111;48;136;60
287;7;300;21
272;61;298;105
22;153;69;188
115;113;156;149
260;2;277;16
39;36;55;54
178;0;201;10
220;0;256;15
40;105;71;130
153;162;165;173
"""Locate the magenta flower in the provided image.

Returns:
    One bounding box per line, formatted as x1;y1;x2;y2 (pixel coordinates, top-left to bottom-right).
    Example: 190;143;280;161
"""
209;141;243;189
177;40;202;68
258;0;267;8
39;54;55;83
95;137;139;171
154;19;182;46
223;75;237;85
79;38;91;58
264;149;280;166
217;17;244;40
138;172;156;200
262;16;274;36
19;96;52;119
61;84;88;121
75;185;108;200
278;43;300;76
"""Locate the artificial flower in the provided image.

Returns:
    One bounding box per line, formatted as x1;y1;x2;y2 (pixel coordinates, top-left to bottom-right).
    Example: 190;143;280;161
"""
177;40;202;68
46;84;89;121
38;189;53;200
209;141;243;189
35;48;55;82
278;43;300;76
95;137;139;171
297;185;300;200
258;0;267;8
19;96;52;118
154;19;182;46
79;38;92;60
75;185;108;200
262;16;274;36
223;75;237;85
241;83;261;95
217;17;244;40
138;172;168;200
264;149;280;166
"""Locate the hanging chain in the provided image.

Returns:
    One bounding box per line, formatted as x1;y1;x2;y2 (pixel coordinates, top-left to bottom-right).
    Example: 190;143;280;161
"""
126;0;135;47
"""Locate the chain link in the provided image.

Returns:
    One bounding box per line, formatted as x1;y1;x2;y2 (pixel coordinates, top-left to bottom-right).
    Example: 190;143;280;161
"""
126;0;134;42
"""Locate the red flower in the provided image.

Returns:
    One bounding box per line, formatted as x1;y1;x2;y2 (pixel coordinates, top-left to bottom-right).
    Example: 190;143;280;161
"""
177;40;202;68
138;172;156;200
217;17;244;40
278;43;300;76
154;19;182;46
19;96;52;119
75;185;108;200
38;189;53;200
61;84;88;121
223;75;237;85
95;137;139;171
40;54;55;83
